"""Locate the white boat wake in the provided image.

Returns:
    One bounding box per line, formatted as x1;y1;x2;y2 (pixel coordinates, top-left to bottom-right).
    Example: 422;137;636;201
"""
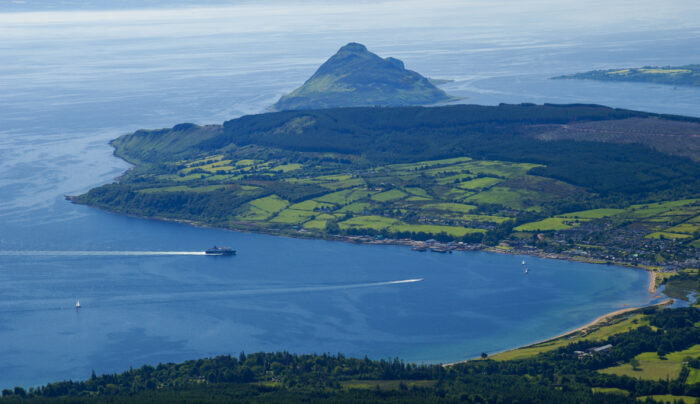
0;279;424;312
0;250;206;256
106;278;426;304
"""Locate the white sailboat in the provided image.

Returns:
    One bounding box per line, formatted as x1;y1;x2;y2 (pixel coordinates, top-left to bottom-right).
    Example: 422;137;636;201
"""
75;298;81;309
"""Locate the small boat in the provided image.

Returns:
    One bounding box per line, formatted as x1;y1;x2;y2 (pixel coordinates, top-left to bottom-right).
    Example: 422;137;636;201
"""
522;260;526;266
75;299;81;309
205;246;236;256
524;268;529;275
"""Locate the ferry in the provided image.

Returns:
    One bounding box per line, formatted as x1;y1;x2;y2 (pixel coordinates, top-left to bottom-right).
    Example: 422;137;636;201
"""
205;246;236;256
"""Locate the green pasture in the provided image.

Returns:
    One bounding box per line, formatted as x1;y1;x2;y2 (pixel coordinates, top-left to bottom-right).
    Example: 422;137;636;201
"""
390;224;480;237
236;195;289;221
385;157;472;172
515;217;581;232
688;369;700;384
371;189;407;202
403;187;431;198
461;214;511;224
492;314;650;361
559;208;625;219
666;223;700;234
421;202;476;214
637;395;698;404
139;185;224;194
337;202;371;214
600;344;700;381
270;208;317;224
457;177;503;190
302;214;335;230
339;215;400;231
436;173;474;185
406;196;432;202
646;232;693;240
289;200;336;212
249;195;288;213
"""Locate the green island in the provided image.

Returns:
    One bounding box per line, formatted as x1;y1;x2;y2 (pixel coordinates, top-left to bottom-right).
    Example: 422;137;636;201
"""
271;42;456;111
553;65;700;87
4;303;700;403
71;103;700;269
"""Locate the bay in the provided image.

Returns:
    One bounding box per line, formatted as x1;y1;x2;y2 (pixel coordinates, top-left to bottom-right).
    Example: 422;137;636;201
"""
1;0;698;388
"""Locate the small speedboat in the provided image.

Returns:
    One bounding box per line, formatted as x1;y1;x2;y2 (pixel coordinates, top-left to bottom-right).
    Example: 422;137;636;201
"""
75;299;81;309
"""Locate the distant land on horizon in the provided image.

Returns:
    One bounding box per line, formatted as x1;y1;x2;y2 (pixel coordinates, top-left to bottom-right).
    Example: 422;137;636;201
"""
270;42;457;111
554;64;700;87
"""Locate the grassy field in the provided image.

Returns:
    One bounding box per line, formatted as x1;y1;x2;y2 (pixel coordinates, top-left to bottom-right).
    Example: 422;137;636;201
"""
139;185;225;193
457;177;503;190
421;203;476;214
99;149;700;250
599;344;700;381
514;217;578;231
236;195;289;221
559;208;625;219
637;395;699;404
339;215;400;231
270;208;316;224
202;155;550;236
515;199;700;247
688;369;700;384
371;189;407;202
600;354;683;380
390;224;479;237
492;314;650;361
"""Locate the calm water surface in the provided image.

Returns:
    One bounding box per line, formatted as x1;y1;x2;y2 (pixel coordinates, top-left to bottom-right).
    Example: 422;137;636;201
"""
1;0;698;388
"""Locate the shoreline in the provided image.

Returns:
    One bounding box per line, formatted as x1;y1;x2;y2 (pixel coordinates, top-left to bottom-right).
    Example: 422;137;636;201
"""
65;197;661;274
69;150;671;275
67;197;676;367
444;298;675;366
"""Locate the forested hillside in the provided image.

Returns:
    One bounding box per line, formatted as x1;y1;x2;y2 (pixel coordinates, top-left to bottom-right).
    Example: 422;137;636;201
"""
73;104;700;266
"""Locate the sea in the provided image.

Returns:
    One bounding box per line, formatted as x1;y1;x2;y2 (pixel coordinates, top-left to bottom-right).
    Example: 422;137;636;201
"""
0;0;699;388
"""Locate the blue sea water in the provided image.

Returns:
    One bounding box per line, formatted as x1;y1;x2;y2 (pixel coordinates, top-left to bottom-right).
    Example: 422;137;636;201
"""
0;0;699;388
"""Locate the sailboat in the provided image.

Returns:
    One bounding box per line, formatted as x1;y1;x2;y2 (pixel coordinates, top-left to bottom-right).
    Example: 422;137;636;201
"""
75;298;81;309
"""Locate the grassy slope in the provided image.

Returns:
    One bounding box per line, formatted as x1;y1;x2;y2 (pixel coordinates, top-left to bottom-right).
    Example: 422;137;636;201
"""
600;344;700;381
74;104;700;260
491;314;651;361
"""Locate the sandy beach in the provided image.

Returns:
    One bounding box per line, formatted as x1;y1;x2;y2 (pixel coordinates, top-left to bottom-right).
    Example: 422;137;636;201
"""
445;298;674;366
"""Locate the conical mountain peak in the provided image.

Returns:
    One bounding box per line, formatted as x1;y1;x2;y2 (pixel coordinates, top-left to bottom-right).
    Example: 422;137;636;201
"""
271;43;455;111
